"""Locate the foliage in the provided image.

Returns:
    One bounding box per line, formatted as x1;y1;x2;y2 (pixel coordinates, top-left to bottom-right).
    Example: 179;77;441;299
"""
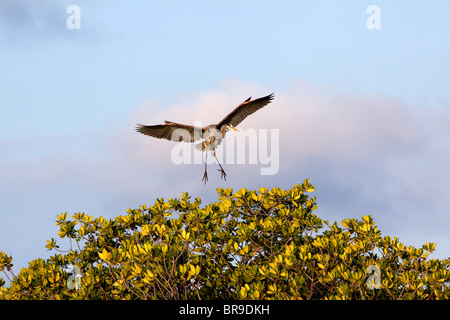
1;180;449;300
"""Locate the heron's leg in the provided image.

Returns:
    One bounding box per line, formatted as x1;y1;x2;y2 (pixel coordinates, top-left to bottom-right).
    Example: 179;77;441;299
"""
202;152;208;184
213;149;227;181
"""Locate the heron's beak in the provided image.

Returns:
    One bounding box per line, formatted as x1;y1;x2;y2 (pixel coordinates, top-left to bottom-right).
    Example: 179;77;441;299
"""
229;125;239;132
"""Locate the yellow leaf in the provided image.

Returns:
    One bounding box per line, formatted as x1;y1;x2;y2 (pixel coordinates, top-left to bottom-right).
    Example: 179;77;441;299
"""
240;287;247;298
196;265;200;275
259;267;267;276
133;265;142;275
141;225;151;236
189;264;196;276
99;248;111;261
267;283;277;294
180;229;190;240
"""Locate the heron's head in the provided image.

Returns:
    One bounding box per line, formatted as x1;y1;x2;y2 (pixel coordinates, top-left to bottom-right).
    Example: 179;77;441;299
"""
226;124;239;132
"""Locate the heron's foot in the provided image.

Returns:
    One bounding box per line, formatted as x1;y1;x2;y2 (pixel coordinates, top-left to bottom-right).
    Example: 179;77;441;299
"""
218;168;227;181
202;171;208;184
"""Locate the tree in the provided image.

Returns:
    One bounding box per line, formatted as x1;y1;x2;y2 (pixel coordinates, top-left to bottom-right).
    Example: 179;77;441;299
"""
1;180;449;300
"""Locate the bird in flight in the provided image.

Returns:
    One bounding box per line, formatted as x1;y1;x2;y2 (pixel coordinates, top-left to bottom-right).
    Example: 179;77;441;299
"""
136;93;274;184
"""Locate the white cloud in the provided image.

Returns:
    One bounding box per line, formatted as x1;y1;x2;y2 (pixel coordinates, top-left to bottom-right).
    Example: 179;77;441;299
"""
121;80;450;258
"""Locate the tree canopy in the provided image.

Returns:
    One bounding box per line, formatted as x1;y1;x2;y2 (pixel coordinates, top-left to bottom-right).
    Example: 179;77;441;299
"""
1;180;449;300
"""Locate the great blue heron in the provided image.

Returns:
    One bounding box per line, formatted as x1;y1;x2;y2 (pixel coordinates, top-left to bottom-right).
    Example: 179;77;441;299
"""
136;93;274;183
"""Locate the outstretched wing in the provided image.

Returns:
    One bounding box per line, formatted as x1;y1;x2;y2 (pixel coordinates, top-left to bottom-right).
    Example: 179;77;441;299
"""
217;93;274;130
135;121;205;142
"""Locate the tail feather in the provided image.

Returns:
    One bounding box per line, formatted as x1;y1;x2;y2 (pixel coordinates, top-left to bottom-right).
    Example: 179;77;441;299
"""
195;141;218;151
195;142;206;151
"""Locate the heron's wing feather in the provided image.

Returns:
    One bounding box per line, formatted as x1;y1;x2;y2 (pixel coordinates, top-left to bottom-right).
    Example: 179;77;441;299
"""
217;93;274;129
135;121;204;142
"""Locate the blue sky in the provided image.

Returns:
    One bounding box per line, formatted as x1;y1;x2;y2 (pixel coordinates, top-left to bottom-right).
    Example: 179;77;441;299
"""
1;0;449;282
